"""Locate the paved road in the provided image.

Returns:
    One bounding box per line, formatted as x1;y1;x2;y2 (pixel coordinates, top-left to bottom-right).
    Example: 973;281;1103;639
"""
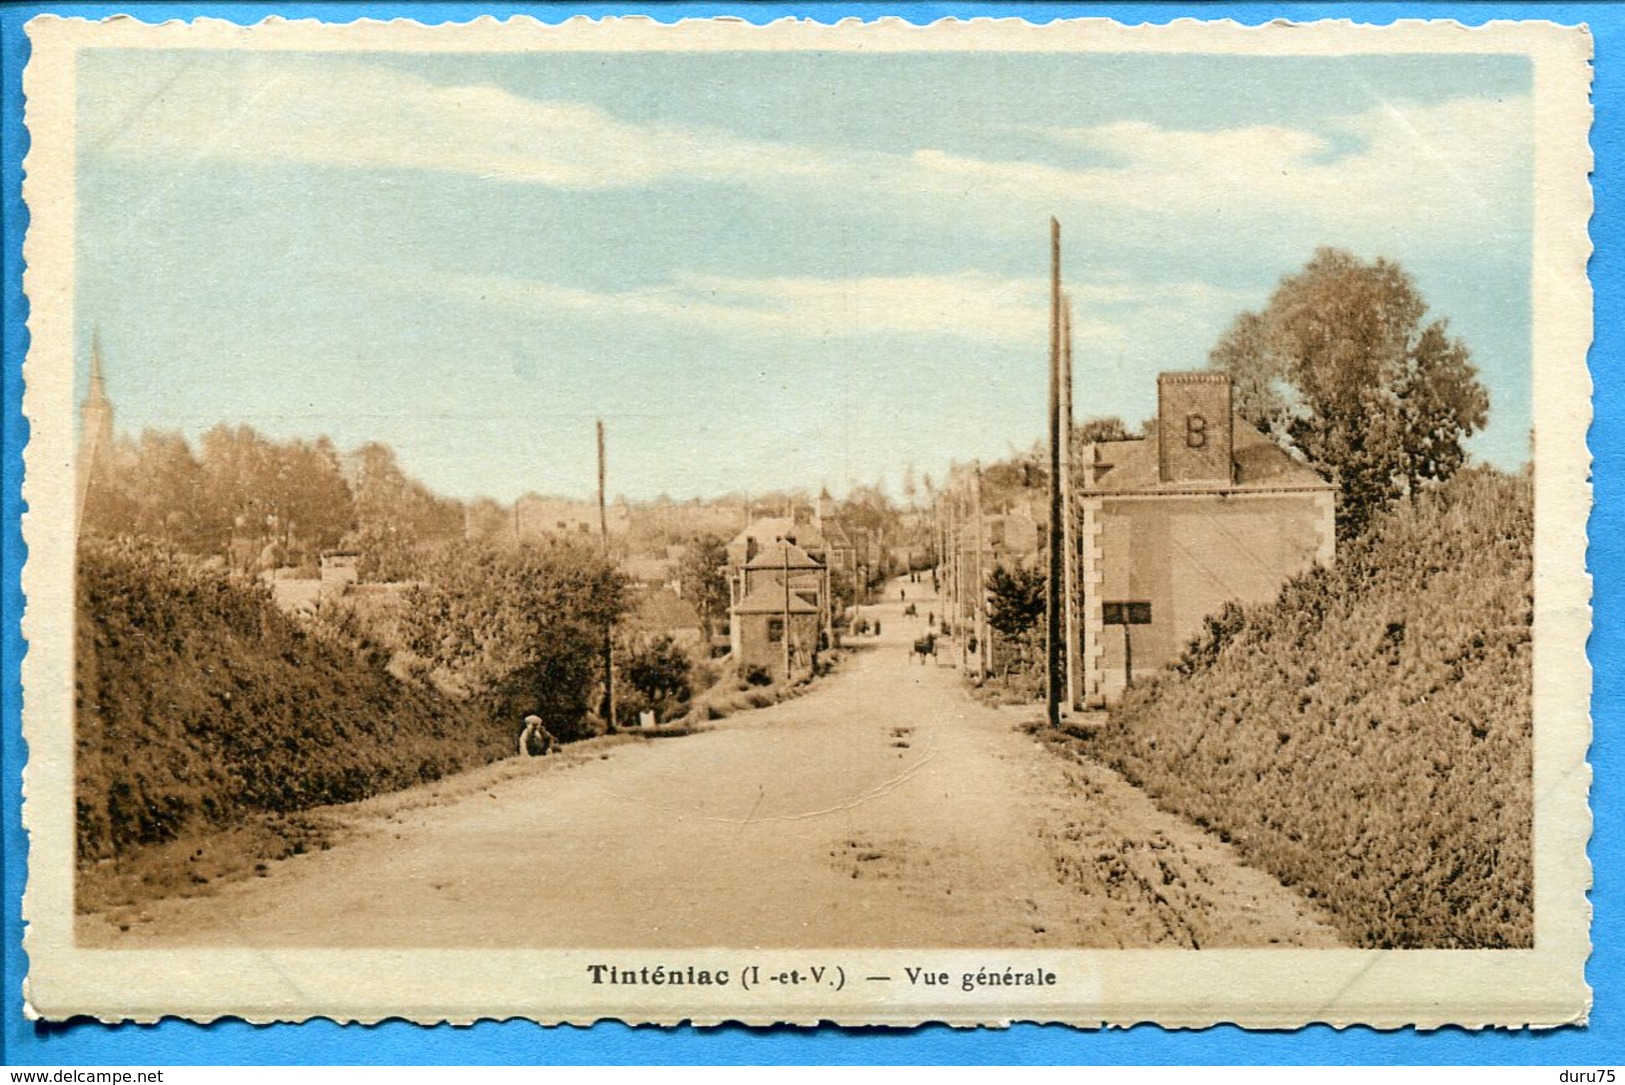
83;578;1340;949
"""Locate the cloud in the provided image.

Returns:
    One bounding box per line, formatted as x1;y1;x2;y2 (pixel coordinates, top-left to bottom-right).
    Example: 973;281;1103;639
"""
85;55;1528;247
927;97;1531;239
413;267;1251;353
434;270;1044;342
82;55;839;188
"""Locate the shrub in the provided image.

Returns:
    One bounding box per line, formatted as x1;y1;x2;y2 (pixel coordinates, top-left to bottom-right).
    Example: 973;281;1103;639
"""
1077;467;1533;948
398;539;628;741
75;538;511;867
622;635;693;722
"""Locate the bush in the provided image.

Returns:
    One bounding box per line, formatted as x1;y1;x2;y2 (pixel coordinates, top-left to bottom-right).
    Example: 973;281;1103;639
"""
1077;468;1532;948
76;538;510;866
627;635;692;714
743;664;773;687
398;539;628;741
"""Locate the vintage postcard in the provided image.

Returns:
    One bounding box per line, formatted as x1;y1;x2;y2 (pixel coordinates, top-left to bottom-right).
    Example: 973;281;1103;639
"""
19;15;1592;1026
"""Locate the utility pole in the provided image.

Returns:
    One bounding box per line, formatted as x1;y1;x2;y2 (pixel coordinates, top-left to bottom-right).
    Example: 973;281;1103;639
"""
950;478;963;664
1046;217;1065;729
782;542;793;680
598;419;617;733
1062;294;1079;715
822;560;832;652
936;498;946;592
973;460;988;678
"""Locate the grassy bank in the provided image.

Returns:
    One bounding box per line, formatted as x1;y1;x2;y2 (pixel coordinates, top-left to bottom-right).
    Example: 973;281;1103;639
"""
75;538;513;902
1074;468;1533;948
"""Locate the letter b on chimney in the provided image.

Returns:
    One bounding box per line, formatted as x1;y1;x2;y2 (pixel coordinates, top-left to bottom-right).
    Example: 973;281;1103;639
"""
1158;372;1234;484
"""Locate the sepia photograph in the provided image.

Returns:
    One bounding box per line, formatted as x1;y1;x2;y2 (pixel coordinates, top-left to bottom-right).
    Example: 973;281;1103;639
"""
18;14;1592;1026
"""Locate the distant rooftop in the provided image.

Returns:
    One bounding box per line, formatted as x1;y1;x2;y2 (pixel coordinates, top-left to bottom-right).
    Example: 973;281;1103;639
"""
729;516;826;552
744;539;824;570
627;586;703;632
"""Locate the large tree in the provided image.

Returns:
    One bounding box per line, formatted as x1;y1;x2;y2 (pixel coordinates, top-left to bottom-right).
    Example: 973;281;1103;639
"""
676;533;731;638
196;425;354;561
348;441;465;580
621;634;694;722
401;539;628;740
984;563;1046;678
986;563;1046;640
1210;248;1489;539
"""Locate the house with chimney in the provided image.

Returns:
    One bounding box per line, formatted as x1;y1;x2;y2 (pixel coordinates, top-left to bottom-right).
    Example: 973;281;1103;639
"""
730;580;821;681
1078;372;1335;704
724;519;832;679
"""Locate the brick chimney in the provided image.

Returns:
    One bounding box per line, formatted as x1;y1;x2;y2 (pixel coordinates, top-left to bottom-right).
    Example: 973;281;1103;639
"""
1157;372;1234;485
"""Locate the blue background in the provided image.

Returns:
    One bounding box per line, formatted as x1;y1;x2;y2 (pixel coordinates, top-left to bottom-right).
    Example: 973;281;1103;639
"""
0;1;1615;1066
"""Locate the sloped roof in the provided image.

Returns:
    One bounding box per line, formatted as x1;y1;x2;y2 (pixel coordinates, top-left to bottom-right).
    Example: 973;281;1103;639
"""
744;539;824;570
628;587;702;632
1083;416;1332;494
622;555;676;583
729;517;826;553
820;519;854;548
731;580;820;615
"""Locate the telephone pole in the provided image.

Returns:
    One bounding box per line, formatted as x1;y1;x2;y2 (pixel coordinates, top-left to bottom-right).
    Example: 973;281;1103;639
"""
598;419;617;733
1062;294;1079;714
782;541;793;680
973;460;989;678
1046;218;1065;728
951;478;965;667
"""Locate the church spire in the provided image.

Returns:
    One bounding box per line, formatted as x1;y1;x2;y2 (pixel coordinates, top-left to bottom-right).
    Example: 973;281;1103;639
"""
77;331;115;530
87;332;109;411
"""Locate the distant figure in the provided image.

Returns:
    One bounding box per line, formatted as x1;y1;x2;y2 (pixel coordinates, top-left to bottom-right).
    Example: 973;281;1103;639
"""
519;714;555;757
900;588;907;602
912;632;937;664
928;611;935;628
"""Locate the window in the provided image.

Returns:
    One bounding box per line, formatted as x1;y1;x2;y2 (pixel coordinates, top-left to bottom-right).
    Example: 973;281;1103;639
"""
1102;601;1152;625
767;618;784;643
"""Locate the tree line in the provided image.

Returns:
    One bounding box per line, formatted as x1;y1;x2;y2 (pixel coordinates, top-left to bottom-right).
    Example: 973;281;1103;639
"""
82;425;465;577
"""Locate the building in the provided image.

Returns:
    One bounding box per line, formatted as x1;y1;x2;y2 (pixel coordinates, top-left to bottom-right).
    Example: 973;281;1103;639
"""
724;532;831;678
625;585;705;651
813;492;858;581
985;508;1041;564
1078;372;1335;705
729;580;820;681
622;549;679;589
736;539;826;609
725;516;827;569
513;493;631;541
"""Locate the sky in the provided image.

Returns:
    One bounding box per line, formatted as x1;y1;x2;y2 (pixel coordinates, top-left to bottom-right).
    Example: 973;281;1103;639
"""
72;46;1533;503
